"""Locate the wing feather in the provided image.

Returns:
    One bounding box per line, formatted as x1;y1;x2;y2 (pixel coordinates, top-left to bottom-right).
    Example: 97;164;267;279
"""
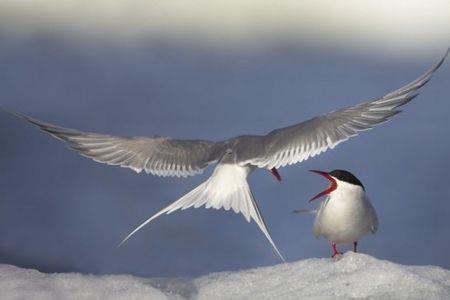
252;48;448;169
8;111;222;177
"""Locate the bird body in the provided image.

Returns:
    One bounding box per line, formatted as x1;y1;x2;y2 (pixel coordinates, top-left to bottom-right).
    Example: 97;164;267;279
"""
302;169;378;257
313;179;378;244
3;47;448;261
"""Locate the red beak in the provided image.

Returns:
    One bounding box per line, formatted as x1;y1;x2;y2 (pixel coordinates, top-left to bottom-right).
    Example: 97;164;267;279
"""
271;168;282;181
309;170;337;202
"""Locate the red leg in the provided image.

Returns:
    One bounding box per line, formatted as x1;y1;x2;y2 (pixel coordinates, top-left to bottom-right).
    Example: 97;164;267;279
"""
270;168;282;181
331;242;342;258
353;241;358;253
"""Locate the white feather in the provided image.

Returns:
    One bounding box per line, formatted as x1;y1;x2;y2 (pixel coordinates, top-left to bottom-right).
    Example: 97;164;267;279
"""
313;179;378;243
118;163;285;262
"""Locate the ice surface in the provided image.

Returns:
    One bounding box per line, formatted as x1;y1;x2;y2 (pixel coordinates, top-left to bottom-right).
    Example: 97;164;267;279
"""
1;253;449;300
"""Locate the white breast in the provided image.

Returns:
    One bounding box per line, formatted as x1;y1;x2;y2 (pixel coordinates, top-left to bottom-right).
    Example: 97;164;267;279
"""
313;180;378;244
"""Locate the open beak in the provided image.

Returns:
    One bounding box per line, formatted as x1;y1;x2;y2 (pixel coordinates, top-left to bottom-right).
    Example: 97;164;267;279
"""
309;170;337;202
270;167;282;181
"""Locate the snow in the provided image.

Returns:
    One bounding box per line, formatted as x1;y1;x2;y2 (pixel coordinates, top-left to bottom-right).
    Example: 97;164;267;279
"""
0;264;182;300
195;253;450;300
1;253;449;300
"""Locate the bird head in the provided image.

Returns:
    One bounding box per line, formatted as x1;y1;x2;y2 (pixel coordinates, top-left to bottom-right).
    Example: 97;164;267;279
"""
309;169;365;202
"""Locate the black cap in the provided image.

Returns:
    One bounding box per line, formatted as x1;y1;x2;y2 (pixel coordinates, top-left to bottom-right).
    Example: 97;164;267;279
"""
329;169;365;191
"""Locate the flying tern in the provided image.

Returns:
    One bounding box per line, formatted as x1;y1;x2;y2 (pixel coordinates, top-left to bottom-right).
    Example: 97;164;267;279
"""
4;48;448;261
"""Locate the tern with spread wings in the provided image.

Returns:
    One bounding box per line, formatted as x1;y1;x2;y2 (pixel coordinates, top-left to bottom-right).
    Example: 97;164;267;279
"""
5;48;448;261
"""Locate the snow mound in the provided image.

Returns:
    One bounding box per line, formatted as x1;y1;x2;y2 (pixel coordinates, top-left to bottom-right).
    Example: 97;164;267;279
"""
0;264;183;300
1;253;449;300
195;253;450;300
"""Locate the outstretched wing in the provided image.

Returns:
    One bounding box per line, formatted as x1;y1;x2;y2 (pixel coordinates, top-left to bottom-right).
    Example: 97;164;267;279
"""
9;111;222;177
119;163;285;262
249;47;449;169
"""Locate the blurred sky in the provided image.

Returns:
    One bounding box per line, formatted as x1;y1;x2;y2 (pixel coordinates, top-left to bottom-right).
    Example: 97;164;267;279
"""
0;1;449;278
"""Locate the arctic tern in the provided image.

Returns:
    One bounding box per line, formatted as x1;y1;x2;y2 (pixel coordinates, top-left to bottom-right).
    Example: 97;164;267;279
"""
295;170;377;258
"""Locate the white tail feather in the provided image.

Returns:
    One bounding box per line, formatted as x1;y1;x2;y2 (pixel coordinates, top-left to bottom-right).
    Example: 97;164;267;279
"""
119;164;285;262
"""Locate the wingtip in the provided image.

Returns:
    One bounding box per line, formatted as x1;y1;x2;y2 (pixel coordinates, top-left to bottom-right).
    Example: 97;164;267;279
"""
0;106;27;120
444;44;450;59
432;44;450;71
292;208;318;215
117;239;127;248
443;44;450;66
0;107;54;130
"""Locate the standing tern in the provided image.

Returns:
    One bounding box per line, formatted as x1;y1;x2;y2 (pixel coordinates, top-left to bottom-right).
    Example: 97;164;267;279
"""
4;48;448;261
295;170;378;258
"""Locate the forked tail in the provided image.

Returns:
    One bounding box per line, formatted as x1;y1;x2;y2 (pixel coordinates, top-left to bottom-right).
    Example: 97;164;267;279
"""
119;163;285;262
